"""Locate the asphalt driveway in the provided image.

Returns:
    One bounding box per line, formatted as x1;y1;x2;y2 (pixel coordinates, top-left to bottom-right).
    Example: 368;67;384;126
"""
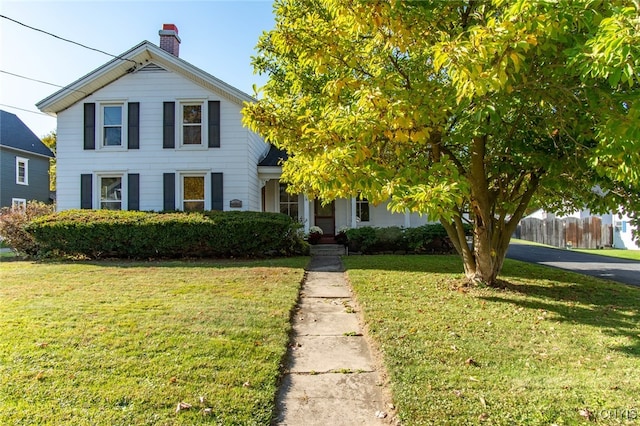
506;241;640;287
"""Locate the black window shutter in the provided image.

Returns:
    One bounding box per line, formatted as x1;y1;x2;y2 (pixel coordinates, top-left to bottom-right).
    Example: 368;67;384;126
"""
128;173;140;210
163;102;175;149
208;101;220;148
128;102;140;149
211;172;223;211
84;103;95;150
163;173;175;211
80;174;92;209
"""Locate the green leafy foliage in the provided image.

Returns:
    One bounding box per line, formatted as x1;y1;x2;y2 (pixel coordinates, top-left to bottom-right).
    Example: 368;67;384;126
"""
345;224;472;254
41;130;56;191
26;210;308;259
243;0;640;285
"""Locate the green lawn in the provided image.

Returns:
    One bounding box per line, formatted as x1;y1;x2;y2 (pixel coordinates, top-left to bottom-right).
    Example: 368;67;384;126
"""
344;255;640;425
512;238;640;261
0;258;307;425
572;249;640;261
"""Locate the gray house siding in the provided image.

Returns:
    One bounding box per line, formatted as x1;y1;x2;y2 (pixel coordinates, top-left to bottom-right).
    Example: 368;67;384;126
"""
0;147;52;207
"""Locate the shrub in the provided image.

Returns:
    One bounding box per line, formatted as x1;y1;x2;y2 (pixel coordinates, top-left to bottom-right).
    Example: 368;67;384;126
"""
335;227;349;245
0;201;55;255
345;223;473;254
374;226;404;252
26;210;308;259
345;227;378;253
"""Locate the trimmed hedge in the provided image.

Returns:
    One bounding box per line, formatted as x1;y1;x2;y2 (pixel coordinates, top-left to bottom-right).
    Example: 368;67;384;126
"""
345;223;473;254
26;210;308;259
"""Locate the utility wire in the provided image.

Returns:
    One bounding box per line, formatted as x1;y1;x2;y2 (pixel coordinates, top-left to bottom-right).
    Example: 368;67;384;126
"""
0;69;88;94
0;103;52;116
0;14;138;66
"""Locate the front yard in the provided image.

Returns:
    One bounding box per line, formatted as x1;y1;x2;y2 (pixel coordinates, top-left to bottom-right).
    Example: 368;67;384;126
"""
0;258;307;425
344;255;640;425
2;254;638;425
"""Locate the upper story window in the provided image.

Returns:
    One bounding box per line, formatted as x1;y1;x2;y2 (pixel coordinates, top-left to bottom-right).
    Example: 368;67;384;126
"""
100;176;122;210
85;102;138;151
182;103;202;145
16;157;28;185
102;105;123;146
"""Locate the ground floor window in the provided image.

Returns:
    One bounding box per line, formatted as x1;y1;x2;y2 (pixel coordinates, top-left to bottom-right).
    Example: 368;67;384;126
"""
279;183;299;220
356;195;370;222
182;175;205;211
11;198;26;211
100;176;122;210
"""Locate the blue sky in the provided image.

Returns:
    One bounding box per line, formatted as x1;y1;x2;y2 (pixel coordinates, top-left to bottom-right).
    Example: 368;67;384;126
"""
0;0;276;138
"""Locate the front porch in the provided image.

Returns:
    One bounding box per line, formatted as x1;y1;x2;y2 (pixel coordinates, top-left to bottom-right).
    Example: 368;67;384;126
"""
260;179;431;235
257;145;430;235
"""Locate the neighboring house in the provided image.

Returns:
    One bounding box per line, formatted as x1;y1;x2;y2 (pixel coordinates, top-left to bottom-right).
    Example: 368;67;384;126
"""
0;110;54;209
37;24;427;236
523;209;639;250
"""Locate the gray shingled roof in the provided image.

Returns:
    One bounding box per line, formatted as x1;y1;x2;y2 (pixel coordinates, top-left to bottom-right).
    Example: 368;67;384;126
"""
0;110;54;157
258;145;288;166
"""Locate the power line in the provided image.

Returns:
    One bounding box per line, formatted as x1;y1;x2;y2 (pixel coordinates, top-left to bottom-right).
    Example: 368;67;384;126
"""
0;104;52;117
0;69;87;94
0;14;138;66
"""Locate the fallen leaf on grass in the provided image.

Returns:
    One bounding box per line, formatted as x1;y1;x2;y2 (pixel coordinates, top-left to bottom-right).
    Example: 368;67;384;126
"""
176;402;192;413
479;396;487;408
579;408;593;421
465;357;480;367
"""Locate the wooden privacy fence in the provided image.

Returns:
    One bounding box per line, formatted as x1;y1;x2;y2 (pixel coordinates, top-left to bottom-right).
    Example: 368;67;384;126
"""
516;217;613;249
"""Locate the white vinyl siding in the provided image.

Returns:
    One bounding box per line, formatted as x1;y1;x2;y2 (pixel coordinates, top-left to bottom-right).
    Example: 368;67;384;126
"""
53;63;262;212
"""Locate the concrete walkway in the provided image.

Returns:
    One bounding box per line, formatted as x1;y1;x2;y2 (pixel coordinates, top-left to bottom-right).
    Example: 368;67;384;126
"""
275;253;396;425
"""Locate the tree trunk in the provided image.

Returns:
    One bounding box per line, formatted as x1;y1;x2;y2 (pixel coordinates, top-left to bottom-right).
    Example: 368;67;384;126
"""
443;217;512;286
442;172;542;286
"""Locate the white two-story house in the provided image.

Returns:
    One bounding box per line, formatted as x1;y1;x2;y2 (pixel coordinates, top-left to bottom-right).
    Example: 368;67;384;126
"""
37;24;428;237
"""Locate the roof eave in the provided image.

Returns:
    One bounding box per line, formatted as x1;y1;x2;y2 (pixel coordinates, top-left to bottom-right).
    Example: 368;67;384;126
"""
36;41;256;114
0;144;54;158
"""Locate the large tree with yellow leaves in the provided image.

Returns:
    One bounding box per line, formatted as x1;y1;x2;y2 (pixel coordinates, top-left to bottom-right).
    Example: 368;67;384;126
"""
244;0;640;285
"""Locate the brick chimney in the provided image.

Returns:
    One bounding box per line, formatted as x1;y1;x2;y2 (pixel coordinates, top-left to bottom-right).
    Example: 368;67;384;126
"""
159;24;180;57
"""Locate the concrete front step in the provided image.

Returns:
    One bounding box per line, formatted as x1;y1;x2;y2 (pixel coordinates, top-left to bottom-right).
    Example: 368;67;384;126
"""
309;244;346;256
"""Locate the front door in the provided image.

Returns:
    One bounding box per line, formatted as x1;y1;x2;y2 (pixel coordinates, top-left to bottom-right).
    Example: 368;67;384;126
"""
314;199;335;237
